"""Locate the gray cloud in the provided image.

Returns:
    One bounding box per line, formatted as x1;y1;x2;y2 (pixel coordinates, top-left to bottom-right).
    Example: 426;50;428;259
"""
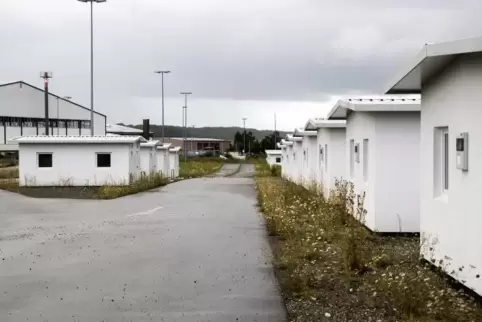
1;0;481;129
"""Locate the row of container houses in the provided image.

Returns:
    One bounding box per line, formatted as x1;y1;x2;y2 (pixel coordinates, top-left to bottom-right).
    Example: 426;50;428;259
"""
277;36;482;296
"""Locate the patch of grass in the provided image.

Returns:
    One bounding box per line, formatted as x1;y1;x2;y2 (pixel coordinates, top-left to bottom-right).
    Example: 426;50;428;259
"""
179;160;223;178
0;167;19;179
94;172;169;199
255;175;482;322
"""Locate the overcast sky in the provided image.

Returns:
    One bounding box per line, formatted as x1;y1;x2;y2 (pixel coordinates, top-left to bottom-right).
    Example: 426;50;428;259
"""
1;0;481;131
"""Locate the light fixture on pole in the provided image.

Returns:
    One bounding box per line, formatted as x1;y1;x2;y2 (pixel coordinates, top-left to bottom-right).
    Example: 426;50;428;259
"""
77;0;106;136
154;70;171;144
180;92;192;161
56;96;72;135
40;72;53;136
242;117;247;155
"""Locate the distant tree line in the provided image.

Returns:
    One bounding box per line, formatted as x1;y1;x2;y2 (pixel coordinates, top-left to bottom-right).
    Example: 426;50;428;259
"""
231;130;282;154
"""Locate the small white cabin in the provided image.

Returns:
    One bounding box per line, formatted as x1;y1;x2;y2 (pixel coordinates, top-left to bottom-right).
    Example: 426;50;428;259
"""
294;129;318;186
168;146;181;178
265;149;282;167
140;140;160;175
11;136;146;186
156;143;172;178
285;134;303;183
305;119;347;198
282;140;294;181
327;97;421;233
386;36;482;295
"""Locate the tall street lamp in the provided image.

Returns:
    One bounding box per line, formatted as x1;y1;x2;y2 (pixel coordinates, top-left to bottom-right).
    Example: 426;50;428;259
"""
154;70;171;143
242;117;247;155
180;92;192;162
77;0;106;136
56;96;72;135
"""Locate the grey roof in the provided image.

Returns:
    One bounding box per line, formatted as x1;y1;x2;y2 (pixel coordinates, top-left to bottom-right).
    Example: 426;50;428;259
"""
169;137;230;142
106;124;144;134
326;96;421;120
0;81;107;118
140;140;161;148
305;119;346;130
386;36;482;94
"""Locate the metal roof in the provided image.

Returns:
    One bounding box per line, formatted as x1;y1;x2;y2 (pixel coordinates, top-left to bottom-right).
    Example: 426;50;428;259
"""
0;81;107;118
169;137;230;142
106;123;143;134
326;96;421;120
265;149;282;155
386;36;482;94
305;119;346;130
10;135;147;144
140;140;160;148
293;128;317;137
156;143;173;150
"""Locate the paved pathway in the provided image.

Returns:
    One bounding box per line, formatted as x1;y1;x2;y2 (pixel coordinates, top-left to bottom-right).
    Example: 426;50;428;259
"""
0;164;286;322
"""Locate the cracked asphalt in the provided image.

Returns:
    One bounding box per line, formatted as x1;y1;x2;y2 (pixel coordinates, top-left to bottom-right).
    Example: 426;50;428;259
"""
0;164;286;322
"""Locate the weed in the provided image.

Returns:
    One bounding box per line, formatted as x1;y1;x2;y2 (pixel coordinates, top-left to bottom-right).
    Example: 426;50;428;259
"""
95;172;168;199
179;160;223;178
0;167;19;179
255;174;482;322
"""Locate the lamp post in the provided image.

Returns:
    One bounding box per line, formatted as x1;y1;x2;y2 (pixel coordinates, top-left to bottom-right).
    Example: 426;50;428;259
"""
77;0;106;136
154;70;171;143
242;117;247;155
40;72;53;135
180;92;192;162
56;96;72;135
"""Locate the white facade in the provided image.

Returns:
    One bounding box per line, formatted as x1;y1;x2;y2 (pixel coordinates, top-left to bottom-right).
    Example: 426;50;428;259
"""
168;147;181;178
387;37;482;295
294;129;317;187
283;141;294;181
327;98;421;233
11;136;145;186
285;134;303;183
157;143;172;178
265;150;282;167
305;119;347;198
0;81;106;151
140;141;160;175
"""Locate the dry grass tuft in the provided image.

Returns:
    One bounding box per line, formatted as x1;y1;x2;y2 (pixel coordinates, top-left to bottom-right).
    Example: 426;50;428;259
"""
179;160;223;178
0;167;19;179
255;175;482;322
95;172;168;199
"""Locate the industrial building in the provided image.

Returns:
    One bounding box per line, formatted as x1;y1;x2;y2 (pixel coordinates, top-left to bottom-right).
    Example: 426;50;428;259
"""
0;81;106;151
165;137;231;156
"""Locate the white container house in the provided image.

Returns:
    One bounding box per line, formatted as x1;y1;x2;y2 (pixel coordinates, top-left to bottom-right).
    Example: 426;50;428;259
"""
386;36;482;295
265;149;282;167
140;140;160;175
156;143;172;178
282;139;294;181
326;97;421;233
168;146;181;178
10;136;146;186
285;134;303;183
305;119;347;198
294;129;318;187
279;140;289;179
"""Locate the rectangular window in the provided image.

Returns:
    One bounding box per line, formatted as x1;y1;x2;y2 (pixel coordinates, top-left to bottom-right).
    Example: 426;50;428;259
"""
38;153;52;168
350;139;354;178
363;139;369;182
434;127;449;196
276;157;281;163
324;144;328;172
97;153;111;168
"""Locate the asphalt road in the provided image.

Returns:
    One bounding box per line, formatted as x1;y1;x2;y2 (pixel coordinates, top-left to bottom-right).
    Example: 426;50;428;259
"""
0;164;286;322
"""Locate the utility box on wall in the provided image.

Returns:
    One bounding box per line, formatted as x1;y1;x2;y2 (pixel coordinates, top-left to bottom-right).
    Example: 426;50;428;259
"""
456;132;468;171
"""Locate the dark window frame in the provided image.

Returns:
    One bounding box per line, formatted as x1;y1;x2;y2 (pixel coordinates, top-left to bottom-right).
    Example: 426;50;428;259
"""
38;153;53;168
96;153;112;168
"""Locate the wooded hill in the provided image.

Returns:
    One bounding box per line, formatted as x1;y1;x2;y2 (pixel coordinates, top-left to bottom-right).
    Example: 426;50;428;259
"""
121;123;289;141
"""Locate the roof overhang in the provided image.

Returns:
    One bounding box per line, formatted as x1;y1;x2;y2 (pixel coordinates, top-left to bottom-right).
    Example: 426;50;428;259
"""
326;96;421;120
141;140;160;148
305;118;346;130
156;143;173;150
386;36;482;94
265;149;282;156
9;135;147;144
169;146;181;153
277;142;286;149
284;141;294;146
293;128;317;137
